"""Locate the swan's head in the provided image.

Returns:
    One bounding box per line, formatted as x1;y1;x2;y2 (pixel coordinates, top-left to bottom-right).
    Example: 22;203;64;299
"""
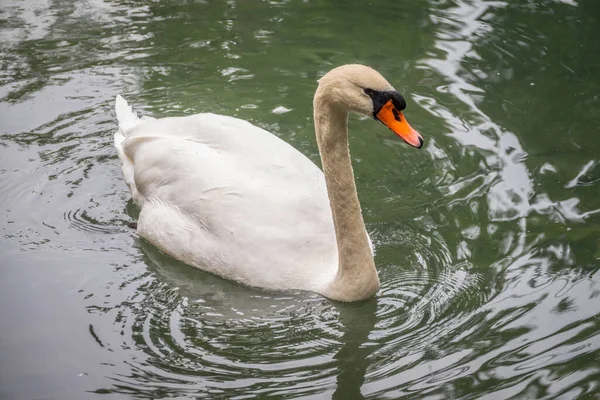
316;64;423;149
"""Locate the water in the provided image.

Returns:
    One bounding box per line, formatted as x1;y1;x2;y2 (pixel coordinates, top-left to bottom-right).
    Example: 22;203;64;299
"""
1;0;599;398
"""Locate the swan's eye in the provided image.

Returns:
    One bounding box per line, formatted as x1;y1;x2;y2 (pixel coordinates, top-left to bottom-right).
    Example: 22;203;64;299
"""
364;88;374;96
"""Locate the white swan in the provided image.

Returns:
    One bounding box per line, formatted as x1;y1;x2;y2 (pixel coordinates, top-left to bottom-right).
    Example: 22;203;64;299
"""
114;64;423;302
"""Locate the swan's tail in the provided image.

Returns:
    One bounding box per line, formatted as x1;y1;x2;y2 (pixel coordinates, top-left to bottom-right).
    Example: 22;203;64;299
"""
115;94;141;135
114;95;143;205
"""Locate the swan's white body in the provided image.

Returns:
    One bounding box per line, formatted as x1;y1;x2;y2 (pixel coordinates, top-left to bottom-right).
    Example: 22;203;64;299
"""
114;97;340;293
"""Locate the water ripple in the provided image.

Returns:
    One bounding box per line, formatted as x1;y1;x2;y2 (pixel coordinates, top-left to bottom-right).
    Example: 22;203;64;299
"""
2;0;600;398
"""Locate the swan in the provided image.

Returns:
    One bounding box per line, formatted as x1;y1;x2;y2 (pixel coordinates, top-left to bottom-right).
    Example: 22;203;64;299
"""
114;64;423;302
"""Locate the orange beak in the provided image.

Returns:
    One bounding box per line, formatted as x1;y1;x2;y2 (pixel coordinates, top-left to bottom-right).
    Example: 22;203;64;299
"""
375;99;423;149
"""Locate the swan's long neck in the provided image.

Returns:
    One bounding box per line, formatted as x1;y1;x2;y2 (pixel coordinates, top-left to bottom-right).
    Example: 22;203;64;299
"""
314;93;380;302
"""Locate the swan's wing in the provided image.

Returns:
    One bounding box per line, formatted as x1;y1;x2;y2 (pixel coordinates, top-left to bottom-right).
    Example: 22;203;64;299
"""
121;114;339;289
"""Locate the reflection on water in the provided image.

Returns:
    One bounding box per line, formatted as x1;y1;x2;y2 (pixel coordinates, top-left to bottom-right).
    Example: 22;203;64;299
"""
1;0;599;398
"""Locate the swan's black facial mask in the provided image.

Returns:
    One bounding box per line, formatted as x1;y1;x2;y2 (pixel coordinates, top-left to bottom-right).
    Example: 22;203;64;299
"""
364;88;423;149
365;89;407;116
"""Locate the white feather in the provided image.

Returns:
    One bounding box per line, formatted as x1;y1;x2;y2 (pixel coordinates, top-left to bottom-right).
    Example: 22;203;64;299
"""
114;96;343;293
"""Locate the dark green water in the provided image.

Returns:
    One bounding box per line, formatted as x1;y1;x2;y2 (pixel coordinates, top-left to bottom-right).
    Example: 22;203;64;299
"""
1;0;600;398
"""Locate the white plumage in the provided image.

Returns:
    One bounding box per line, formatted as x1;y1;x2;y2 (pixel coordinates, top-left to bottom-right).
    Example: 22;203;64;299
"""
114;95;339;293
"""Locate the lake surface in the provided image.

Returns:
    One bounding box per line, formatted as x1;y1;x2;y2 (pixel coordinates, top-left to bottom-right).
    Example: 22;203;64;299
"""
1;0;599;398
